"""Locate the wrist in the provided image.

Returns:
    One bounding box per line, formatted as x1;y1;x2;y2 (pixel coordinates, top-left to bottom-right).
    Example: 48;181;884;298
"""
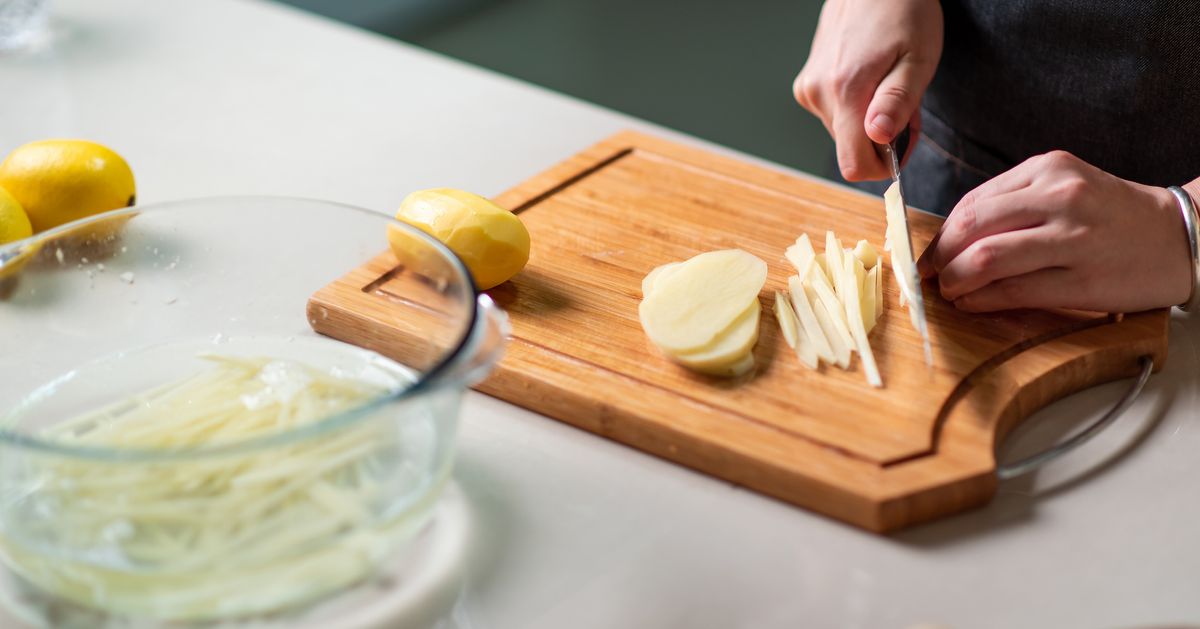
1164;185;1200;310
1184;179;1200;208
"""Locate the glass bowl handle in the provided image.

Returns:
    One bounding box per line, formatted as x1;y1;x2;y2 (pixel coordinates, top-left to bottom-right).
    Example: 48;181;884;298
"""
437;294;509;387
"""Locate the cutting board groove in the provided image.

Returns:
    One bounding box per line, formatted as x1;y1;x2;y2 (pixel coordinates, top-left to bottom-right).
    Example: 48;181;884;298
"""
309;131;1168;532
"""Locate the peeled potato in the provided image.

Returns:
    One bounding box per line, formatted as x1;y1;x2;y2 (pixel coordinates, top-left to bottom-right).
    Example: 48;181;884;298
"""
777;230;886;385
775;290;818;370
638;249;767;353
671;303;761;371
853;240;878;269
698;352;756;377
863;265;878;334
841;254;881;387
808;282;851;369
787;275;835;364
390;188;530;290
773;291;799;349
642;261;681;297
785;233;815;276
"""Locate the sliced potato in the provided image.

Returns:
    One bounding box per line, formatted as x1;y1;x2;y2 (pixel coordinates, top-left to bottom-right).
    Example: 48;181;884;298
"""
809;273;855;364
788;275;835;364
804;252;836;298
884;182;916;304
775;290;818;369
773;291;799;348
638;249;767;353
841;254;882;387
672;303;761;370
863;265;878;334
785;233;816;276
805;282;851;369
853;239;878;270
782;292;820;372
696;352;755;377
825;231;843;297
874;261;884;320
793;331;819;370
641;261;681;297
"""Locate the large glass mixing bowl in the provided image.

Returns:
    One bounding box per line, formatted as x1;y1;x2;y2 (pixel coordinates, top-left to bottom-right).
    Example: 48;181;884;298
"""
0;197;506;622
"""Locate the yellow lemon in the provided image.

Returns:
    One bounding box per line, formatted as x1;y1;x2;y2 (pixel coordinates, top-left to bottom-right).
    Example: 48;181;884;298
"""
0;186;32;245
389;188;530;290
0;139;136;233
0;187;39;292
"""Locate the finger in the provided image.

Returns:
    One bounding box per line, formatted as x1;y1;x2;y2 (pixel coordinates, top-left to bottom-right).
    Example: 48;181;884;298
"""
835;108;888;181
937;228;1060;301
865;56;932;145
917;229;941;279
917;167;1040;275
952;155;1043;208
953;267;1077;312
792;72;821;115
922;188;1049;276
793;72;836;141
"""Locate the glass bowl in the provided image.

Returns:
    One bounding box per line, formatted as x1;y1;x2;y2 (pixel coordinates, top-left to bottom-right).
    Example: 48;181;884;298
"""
0;197;506;622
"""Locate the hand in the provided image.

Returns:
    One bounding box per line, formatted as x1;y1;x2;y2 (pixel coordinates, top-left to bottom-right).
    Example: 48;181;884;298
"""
916;151;1193;313
792;0;943;181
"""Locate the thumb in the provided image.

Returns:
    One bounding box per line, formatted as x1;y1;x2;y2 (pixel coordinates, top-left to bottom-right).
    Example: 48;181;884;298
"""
864;57;930;145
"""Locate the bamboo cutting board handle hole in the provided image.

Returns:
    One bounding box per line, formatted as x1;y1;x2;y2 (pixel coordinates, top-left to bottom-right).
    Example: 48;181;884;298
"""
995;355;1154;480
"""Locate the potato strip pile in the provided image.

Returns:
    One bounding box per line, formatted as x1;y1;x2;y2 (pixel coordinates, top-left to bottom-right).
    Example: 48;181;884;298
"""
0;354;417;619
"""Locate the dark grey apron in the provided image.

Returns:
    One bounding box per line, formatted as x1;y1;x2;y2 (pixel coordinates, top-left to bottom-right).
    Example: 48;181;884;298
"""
844;1;1200;216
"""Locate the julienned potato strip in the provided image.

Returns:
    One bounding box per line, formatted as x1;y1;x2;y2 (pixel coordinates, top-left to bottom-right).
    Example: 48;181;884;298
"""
2;355;408;619
778;232;883;387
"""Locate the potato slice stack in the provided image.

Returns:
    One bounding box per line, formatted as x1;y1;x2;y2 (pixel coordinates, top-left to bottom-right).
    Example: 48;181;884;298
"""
638;249;767;377
775;232;884;387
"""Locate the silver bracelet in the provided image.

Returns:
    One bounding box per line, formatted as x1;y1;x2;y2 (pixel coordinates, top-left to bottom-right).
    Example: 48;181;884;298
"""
1168;185;1200;311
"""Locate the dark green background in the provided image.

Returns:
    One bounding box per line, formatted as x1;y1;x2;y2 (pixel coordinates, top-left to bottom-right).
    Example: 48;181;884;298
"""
277;0;833;176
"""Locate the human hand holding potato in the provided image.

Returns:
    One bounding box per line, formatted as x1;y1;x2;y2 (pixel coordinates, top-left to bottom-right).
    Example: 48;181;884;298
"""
917;151;1194;313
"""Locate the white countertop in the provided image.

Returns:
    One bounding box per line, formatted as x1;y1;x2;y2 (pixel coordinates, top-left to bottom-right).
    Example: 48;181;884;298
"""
2;1;1200;627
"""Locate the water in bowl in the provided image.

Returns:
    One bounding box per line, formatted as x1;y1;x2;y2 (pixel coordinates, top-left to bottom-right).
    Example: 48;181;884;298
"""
0;335;459;621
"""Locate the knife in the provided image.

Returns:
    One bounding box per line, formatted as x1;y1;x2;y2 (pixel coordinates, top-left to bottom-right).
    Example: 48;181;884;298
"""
876;126;933;366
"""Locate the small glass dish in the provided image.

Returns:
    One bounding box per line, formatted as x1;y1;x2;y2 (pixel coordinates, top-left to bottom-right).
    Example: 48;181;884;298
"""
0;197;506;623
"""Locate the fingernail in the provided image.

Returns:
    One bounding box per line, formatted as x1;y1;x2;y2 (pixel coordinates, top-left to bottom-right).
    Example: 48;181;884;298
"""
870;113;896;138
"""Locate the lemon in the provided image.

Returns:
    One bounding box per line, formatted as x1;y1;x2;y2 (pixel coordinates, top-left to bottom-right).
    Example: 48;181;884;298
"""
0;140;136;233
0;186;32;245
0;187;38;292
389;188;530;290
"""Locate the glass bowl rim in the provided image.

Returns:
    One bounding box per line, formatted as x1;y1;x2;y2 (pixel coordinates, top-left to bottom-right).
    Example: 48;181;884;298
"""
0;195;481;461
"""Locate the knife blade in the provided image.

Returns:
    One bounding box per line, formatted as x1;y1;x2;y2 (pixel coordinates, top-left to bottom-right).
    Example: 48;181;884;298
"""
876;127;933;366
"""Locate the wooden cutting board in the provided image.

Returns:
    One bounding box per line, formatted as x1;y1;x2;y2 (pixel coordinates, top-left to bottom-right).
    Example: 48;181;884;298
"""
309;131;1168;532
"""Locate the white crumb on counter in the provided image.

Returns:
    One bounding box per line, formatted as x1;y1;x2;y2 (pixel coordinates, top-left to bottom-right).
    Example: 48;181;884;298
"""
119;272;135;284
